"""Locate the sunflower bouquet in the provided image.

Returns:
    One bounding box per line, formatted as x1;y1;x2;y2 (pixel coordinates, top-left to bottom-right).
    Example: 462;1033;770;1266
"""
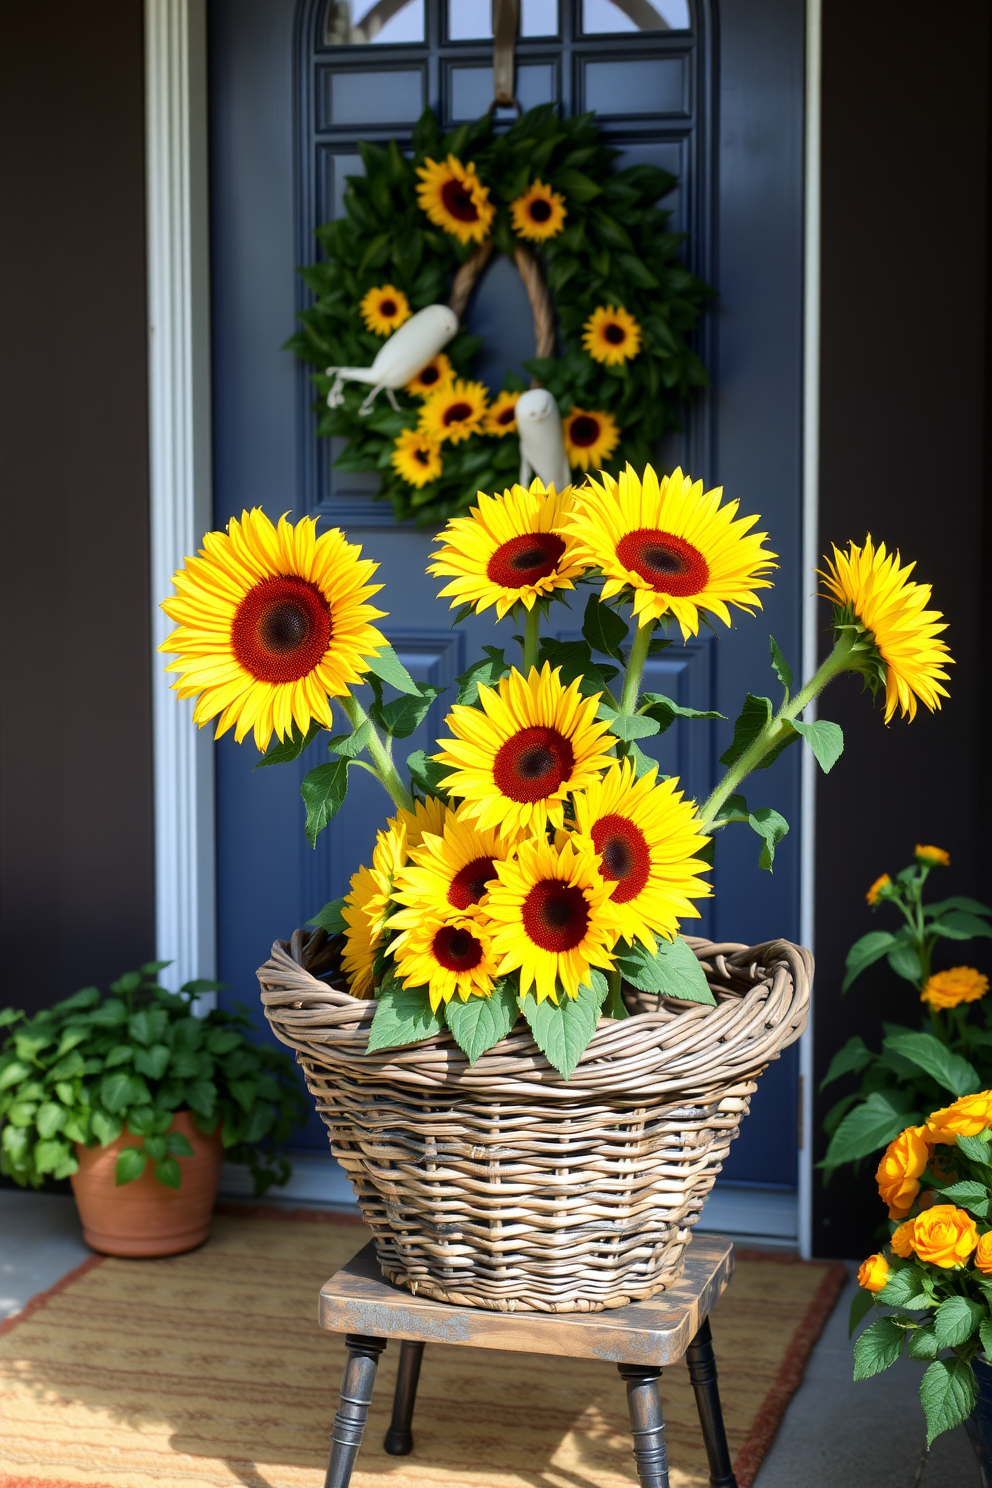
853;1094;992;1445
162;464;953;1078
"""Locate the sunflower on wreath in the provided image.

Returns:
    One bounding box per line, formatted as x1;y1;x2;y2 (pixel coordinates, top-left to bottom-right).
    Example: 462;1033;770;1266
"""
287;105;714;526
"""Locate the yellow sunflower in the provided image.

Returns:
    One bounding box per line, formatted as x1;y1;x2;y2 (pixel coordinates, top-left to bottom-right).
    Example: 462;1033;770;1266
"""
160;510;387;752
393;807;517;920
819;538;953;722
387;909;497;1011
566;464;777;638
406;353;454;399
392;428;443;488
341;818;408;998
359;284;411;336
510;180;567;242
483;389;521;436
866;873;892;905
921;967;989;1011
570;761;711;950
428;479;584;620
487;837;621;1004
395;794;451;851
419;379;489;445
582;305;642;366
916;844;951;866
563;406;620;471
434;663;616;838
416;155;494;245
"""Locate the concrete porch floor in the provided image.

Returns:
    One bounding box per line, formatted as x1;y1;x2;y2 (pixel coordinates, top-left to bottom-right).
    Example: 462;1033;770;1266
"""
0;1189;981;1486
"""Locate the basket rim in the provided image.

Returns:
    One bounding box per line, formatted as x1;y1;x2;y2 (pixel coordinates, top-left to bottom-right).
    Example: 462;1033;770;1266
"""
258;933;812;1098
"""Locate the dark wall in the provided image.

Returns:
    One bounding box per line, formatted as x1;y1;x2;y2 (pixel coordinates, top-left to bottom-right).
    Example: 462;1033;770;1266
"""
0;3;155;1015
813;0;991;1256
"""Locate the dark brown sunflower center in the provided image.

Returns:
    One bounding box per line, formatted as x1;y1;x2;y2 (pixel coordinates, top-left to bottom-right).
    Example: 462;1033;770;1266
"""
528;198;552;222
604;323;626;344
615;529;710;597
496;405;516;426
379;298;397;318
487;533;567;589
231;576;332;684
448;855;497;910
493;726;575;803
443;401;473;427
568;415;601;448
522;879;590;953
413;447;431;466
431;924;484;972
591;813;651;904
419;364;441;387
441;179;479;223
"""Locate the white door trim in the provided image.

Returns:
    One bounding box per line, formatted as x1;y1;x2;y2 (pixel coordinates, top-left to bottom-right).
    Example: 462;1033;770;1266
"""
145;0;216;992
798;0;823;1260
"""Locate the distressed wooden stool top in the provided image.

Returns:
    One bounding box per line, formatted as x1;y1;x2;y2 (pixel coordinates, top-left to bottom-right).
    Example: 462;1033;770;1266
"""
319;1235;733;1366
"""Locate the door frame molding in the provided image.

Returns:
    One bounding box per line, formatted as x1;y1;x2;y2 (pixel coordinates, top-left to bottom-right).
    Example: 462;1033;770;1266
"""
146;0;820;1250
144;0;217;991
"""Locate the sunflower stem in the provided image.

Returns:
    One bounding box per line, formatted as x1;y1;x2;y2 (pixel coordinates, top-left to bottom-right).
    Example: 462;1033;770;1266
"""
522;605;541;673
620;619;655;714
697;630;862;832
341;694;414;812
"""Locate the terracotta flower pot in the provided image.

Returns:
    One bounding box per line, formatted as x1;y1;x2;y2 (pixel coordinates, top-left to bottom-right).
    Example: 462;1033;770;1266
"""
71;1110;223;1257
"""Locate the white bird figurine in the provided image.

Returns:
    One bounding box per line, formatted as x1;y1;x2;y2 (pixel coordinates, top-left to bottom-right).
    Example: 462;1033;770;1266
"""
326;304;459;416
516;387;571;492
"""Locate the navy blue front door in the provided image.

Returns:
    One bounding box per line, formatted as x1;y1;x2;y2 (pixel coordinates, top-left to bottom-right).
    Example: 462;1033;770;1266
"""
209;0;807;1181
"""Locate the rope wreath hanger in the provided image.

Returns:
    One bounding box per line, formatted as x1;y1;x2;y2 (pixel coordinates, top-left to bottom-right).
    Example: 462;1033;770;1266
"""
288;104;714;526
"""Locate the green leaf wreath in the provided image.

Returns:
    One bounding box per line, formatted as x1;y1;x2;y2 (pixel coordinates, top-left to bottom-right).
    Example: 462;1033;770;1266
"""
287;103;714;526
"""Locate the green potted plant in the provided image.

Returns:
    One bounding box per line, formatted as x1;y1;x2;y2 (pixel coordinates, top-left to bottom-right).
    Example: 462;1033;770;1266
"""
0;961;307;1256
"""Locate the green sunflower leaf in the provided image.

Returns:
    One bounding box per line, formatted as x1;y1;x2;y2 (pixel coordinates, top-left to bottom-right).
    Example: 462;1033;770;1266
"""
769;635;793;694
616;936;716;1005
255;721;325;769
456;647;508;705
307;898;347;935
406;750;451;800
790;718;845;774
749;807;790;871
366;644;421;697
445;978;520;1065
582;594;630;660
518;976;608;1081
367;979;445;1053
301;760;350;848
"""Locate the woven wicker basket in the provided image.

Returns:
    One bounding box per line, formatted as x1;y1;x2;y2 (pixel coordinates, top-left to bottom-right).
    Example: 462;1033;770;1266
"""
258;930;811;1313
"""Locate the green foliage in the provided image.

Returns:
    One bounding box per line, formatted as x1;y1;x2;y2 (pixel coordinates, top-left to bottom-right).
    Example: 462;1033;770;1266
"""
445;978;519;1064
518;973;608;1081
852;1316;905;1379
0;965;307;1196
614;936;716;1006
821;847;992;1176
367;976;446;1052
920;1358;978;1446
290;104;713;526
301;759;350;847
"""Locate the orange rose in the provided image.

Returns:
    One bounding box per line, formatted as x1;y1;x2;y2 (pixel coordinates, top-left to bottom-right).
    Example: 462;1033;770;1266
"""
876;1125;930;1218
975;1234;992;1276
890;1220;916;1258
921;967;990;1011
911;1204;978;1268
857;1253;890;1293
927;1092;992;1144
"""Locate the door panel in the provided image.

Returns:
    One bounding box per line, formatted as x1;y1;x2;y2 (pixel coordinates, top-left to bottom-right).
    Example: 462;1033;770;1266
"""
208;0;805;1181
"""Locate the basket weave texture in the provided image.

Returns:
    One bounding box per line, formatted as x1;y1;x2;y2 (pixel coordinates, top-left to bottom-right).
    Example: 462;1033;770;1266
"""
258;932;811;1313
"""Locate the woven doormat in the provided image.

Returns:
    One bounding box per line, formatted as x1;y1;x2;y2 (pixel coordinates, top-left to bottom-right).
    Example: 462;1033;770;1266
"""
0;1207;844;1488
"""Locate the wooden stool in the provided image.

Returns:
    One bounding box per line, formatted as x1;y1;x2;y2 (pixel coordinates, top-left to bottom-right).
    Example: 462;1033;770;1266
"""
318;1233;738;1488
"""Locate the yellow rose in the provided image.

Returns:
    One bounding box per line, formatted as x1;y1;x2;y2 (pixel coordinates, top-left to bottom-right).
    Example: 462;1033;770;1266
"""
915;844;950;866
974;1234;992;1276
857;1253;890;1293
890;1220;916;1258
927;1092;992;1144
911;1204;978;1268
876;1125;930;1218
921;967;990;1011
866;873;892;906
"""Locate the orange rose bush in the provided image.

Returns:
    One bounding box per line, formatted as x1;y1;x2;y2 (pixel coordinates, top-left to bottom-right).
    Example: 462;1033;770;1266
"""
152;469;952;1079
821;842;992;1180
853;1094;992;1443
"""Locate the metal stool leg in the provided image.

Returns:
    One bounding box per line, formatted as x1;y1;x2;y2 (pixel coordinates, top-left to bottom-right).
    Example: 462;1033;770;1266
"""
685;1318;738;1487
324;1334;387;1488
618;1363;670;1488
384;1340;425;1455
